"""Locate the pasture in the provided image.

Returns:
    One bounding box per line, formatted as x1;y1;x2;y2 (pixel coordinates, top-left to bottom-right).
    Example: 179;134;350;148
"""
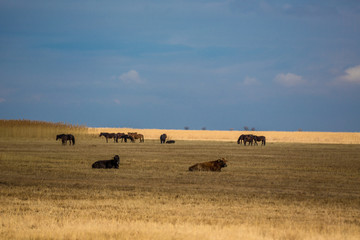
1;133;359;240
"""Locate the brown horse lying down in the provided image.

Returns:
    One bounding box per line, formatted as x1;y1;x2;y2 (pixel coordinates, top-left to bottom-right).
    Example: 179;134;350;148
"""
189;158;227;172
92;155;120;169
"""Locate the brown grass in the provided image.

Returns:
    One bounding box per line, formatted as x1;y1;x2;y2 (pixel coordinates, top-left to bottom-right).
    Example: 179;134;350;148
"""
0;119;88;139
1;120;359;144
91;127;360;144
0;126;360;240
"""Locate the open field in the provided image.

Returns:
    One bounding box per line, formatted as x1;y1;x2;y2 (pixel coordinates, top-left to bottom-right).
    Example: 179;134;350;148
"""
1;132;360;239
2;119;359;144
90;127;360;144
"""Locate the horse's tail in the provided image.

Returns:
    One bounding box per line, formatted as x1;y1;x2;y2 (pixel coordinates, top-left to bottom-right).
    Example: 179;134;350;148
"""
263;137;266;146
72;136;75;145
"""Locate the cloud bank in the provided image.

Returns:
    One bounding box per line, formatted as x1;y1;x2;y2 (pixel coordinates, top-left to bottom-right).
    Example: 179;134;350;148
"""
339;65;360;84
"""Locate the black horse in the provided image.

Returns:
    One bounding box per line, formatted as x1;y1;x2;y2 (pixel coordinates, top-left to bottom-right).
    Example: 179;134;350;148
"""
56;134;75;145
92;155;120;169
254;136;266;146
118;134;135;143
115;133;126;143
237;134;254;144
160;134;167;144
99;132;117;143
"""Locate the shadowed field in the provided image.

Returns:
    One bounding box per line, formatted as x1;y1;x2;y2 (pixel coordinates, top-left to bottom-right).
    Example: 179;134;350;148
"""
0;136;359;239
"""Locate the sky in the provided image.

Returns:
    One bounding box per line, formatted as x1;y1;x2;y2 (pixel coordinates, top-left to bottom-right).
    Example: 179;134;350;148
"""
1;0;360;131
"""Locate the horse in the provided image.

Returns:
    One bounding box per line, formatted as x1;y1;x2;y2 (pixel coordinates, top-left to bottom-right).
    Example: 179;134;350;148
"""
115;133;126;142
253;135;266;146
92;155;120;169
128;132;144;143
189;158;228;172
118;134;135;143
160;134;167;144
99;132;117;143
243;135;255;146
237;134;254;144
237;134;249;144
56;134;75;145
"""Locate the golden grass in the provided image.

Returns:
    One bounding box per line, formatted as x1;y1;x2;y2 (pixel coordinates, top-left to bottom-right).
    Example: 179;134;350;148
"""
1;119;359;144
0;119;88;139
0;134;359;239
91;127;360;144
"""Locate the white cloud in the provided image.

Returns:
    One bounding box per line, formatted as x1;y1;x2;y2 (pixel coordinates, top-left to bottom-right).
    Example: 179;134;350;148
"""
119;70;145;84
274;73;305;87
243;76;260;86
339;65;360;84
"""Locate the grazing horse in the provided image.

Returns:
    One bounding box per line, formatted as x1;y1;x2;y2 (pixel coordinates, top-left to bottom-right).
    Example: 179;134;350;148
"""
243;135;255;146
128;132;144;143
160;134;167;144
189;158;227;172
92;155;120;169
237;134;249;144
115;133;126;142
118;134;135;143
99;132;117;143
56;134;75;145
254;136;266;146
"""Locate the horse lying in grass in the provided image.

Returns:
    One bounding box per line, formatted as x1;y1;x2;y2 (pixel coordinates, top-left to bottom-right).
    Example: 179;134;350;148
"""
189;158;227;172
92;155;120;169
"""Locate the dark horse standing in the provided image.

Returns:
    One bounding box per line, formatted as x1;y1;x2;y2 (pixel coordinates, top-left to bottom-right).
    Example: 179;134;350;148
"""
118;134;135;143
254;136;266;146
160;134;167;144
99;132;117;143
56;134;75;145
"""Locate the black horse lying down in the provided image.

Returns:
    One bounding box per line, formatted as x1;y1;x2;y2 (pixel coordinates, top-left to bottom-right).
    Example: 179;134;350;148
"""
92;155;120;169
166;140;175;144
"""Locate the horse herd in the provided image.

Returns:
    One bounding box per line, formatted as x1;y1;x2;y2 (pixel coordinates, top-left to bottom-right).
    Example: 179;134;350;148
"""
237;134;266;146
99;132;144;143
56;132;266;172
56;133;266;146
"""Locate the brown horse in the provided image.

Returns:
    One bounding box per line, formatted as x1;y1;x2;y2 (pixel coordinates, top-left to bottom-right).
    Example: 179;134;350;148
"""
128;132;144;143
189;158;227;172
243;135;255;146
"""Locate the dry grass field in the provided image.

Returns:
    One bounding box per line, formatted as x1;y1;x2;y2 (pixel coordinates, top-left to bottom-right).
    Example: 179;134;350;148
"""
90;127;360;144
0;120;360;239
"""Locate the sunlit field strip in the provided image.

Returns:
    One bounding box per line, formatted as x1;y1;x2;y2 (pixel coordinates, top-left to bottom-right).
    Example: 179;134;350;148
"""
90;127;360;144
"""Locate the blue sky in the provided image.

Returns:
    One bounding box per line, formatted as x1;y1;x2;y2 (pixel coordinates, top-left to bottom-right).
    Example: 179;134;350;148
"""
1;0;360;131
